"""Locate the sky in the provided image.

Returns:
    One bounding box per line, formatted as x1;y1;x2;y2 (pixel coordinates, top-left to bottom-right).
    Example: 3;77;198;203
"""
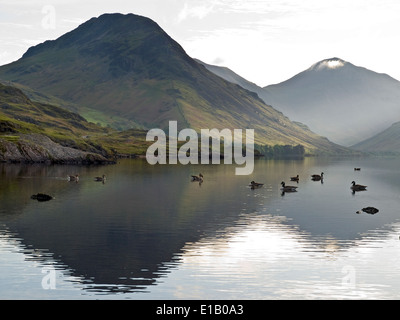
1;0;400;86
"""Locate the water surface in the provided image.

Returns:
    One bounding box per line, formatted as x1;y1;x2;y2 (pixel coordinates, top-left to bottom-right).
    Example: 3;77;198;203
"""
0;157;400;299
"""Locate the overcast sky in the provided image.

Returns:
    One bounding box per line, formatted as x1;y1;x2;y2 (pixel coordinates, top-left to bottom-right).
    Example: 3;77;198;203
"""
1;0;400;86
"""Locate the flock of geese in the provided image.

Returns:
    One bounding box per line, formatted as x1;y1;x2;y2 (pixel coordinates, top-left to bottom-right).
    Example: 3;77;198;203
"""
191;170;368;194
35;169;378;216
70;171;366;193
247;168;378;214
249;170;368;194
249;172;325;192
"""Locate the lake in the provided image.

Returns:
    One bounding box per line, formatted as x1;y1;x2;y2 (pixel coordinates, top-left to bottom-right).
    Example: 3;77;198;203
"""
1;156;400;299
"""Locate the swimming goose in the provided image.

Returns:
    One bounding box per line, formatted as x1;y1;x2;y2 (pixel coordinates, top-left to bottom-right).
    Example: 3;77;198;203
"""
311;172;324;181
351;181;367;191
191;173;203;182
362;207;378;214
67;174;79;182
95;174;106;182
280;181;298;192
356;207;379;214
250;181;264;189
290;175;299;182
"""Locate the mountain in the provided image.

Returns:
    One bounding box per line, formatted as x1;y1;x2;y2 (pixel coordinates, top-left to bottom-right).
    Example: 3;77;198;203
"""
0;13;348;154
199;58;400;151
263;58;400;146
194;59;270;102
351;121;400;153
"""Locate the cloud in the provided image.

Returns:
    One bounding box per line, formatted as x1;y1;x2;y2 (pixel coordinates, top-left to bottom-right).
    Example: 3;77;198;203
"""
212;57;225;65
177;2;216;22
0;22;34;29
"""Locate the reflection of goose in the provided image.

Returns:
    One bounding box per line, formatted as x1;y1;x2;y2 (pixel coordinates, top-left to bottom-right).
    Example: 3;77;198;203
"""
68;174;79;182
290;175;299;182
280;181;297;192
95;174;106;182
311;172;324;181
250;181;264;189
351;181;367;191
191;173;203;182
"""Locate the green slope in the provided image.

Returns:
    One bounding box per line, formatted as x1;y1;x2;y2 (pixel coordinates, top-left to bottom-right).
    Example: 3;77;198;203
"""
0;13;349;154
0;83;149;159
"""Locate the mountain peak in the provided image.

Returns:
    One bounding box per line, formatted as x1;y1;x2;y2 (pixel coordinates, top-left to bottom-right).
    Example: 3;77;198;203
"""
310;58;347;71
23;13;167;59
265;56;400;146
19;12;196;82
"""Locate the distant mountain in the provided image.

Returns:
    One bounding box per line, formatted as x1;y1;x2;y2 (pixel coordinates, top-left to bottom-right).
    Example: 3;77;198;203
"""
0;13;348;154
263;58;400;146
195;59;270;102
351;121;400;153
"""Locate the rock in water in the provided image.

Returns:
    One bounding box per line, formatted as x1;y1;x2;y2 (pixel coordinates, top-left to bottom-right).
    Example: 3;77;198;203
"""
31;193;53;202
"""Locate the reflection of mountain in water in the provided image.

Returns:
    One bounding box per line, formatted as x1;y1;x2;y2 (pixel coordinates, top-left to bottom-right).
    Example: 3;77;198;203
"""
0;161;260;293
0;158;399;294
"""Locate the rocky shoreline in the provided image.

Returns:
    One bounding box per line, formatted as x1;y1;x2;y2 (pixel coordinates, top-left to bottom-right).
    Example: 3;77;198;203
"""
0;134;115;164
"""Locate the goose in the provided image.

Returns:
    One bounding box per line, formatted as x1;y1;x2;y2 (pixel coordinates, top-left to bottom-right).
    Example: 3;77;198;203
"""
280;181;298;192
250;181;264;188
67;174;79;182
311;172;324;181
191;173;203;182
356;207;379;214
94;174;106;182
290;175;299;182
362;207;379;214
351;181;367;191
354;168;361;171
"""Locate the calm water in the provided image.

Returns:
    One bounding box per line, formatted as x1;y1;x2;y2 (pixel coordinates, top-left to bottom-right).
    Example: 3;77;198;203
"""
1;157;400;299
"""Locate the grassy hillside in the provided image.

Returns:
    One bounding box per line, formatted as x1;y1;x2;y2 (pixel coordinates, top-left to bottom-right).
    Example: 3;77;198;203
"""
0;83;149;159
